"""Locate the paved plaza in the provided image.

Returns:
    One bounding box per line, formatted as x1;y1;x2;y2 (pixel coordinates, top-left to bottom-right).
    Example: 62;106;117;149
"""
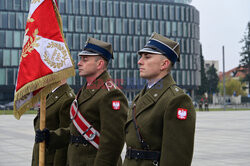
0;111;250;166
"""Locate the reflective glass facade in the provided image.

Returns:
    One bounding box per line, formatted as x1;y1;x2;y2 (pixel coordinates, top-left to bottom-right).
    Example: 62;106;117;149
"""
0;0;200;104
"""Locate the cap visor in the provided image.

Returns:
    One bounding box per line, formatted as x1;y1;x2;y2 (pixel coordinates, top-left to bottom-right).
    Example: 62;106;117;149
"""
137;47;162;55
78;50;99;56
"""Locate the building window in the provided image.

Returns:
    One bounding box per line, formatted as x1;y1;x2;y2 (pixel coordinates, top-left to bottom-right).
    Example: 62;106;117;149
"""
112;52;118;68
59;0;65;13
0;0;5;10
75;16;82;32
0;12;8;28
103;18;109;33
126;53;131;68
147;20;152;35
83;16;88;32
120;2;126;17
160;21;165;35
116;18;122;34
120;36;126;51
22;0;29;11
109;18;115;33
89;17;95;33
80;34;86;49
139;37;145;50
80;0;86;14
129;19;134;35
6;0;13;10
118;53;125;68
73;34;80;50
114;1;119;17
154;20;159;34
133;36;139;52
107;1;113;16
145;4;150;19
11;50;19;66
0;68;6;85
0;30;5;47
172;22;177;36
6;31;13;48
100;0;106;16
114;35;119;51
152;4;157;19
94;0;100;15
16;12;23;29
181;6;185;21
176;6;180;20
68;15;74;32
66;0;73;14
122;19;128;34
3;50;11;66
73;0;79;14
178;22;182;37
96;17;102;33
65;33;72;49
127;36;133;51
126;2;132;18
169;5;174;20
133;3;138;18
8;12;15;29
166;21;171;36
185;7;189;21
135;20;141;35
163;5;169;20
87;0;93;15
157;4;163;19
139;3;144;19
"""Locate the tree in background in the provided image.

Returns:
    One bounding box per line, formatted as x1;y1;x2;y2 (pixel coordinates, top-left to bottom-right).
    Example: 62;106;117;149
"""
238;22;250;94
206;64;219;95
218;77;247;96
196;44;208;96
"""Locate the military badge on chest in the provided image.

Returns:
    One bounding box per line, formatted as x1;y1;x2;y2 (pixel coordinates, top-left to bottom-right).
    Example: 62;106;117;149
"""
112;101;120;110
177;108;187;120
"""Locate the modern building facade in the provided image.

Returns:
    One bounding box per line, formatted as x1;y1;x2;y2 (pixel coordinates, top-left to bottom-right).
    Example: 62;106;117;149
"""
0;0;201;104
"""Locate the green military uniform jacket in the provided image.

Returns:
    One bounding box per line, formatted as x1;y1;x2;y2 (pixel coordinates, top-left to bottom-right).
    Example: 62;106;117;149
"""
123;74;196;166
67;71;128;166
32;83;75;166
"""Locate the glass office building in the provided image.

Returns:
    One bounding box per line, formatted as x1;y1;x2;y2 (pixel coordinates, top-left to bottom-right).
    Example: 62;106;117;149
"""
0;0;200;104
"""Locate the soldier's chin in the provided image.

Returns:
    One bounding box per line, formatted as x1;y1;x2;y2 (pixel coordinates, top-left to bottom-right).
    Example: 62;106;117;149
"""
139;73;147;79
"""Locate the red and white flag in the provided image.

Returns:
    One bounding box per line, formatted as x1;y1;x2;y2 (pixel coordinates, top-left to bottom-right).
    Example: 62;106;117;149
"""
14;0;75;119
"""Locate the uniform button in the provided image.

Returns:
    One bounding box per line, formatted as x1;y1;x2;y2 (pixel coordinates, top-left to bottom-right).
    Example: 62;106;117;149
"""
69;93;73;97
175;88;179;92
92;89;95;92
154;93;158;97
55;96;58;99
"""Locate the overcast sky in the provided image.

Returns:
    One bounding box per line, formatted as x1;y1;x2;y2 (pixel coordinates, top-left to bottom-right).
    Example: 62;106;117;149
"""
190;0;250;72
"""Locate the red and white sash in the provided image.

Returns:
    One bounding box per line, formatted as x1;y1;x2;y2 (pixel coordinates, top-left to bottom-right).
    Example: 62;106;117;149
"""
70;99;100;149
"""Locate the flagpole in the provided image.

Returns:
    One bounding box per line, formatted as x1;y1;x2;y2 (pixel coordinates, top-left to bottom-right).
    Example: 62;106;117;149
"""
39;92;46;166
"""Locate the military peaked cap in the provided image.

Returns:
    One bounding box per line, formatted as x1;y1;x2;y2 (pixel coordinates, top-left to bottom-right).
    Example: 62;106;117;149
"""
138;32;180;64
78;37;114;61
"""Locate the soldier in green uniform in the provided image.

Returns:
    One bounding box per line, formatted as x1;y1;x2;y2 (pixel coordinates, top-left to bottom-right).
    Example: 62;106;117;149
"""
123;32;196;166
32;79;75;166
67;37;128;166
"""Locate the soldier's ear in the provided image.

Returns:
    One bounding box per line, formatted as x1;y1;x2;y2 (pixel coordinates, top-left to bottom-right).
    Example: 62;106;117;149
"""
97;58;105;70
160;59;170;71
